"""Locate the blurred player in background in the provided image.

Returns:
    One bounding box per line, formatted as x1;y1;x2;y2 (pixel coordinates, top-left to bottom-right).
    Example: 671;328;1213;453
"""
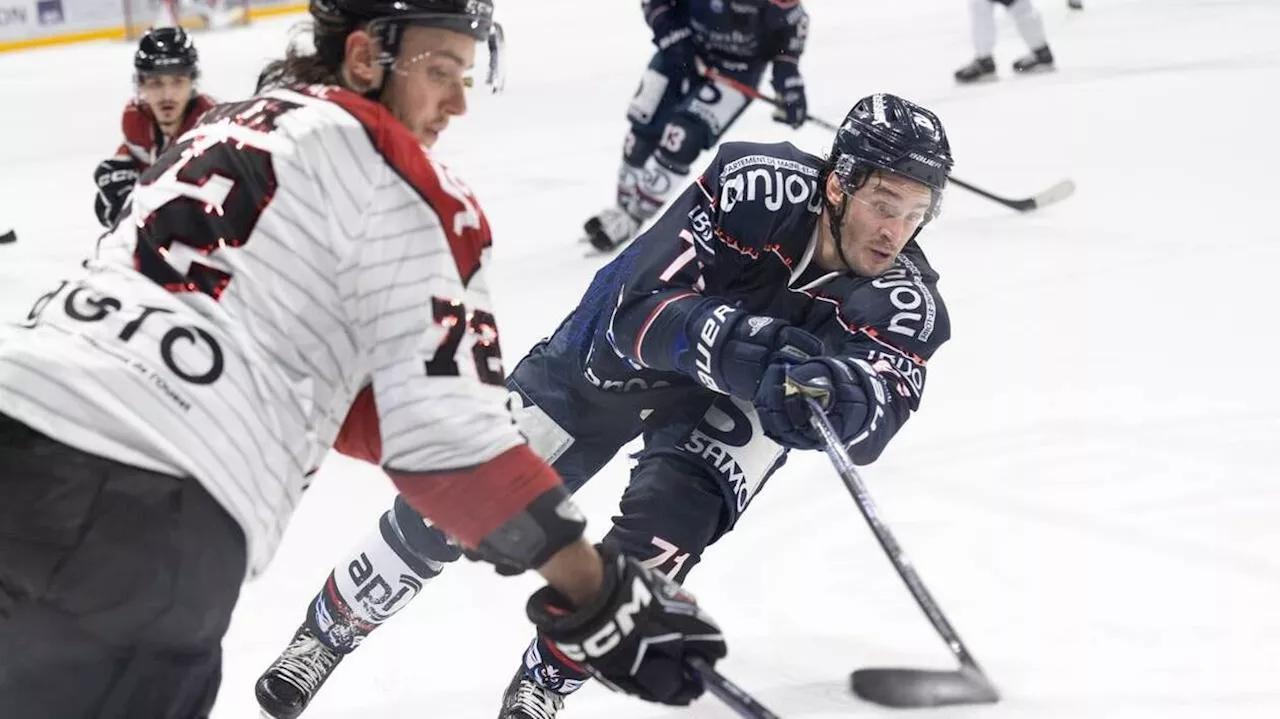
954;0;1058;84
582;0;810;252
93;26;216;228
166;0;250;30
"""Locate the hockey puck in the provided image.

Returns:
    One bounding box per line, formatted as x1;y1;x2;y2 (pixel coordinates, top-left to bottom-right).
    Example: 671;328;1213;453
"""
0;230;15;244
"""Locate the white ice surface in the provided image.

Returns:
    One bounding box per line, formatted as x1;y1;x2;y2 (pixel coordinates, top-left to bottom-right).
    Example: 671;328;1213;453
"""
1;1;1278;717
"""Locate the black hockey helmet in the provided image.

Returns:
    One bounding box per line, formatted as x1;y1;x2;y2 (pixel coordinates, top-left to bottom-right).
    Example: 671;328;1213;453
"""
309;0;504;91
134;27;200;79
829;93;953;225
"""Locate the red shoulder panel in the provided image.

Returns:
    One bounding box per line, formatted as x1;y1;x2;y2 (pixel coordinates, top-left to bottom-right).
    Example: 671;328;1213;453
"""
121;100;156;157
333;385;382;464
305;86;493;285
182;93;219;133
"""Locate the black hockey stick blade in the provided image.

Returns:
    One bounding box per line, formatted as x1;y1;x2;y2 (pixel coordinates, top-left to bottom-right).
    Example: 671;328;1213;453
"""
800;395;1001;709
948;176;1076;212
0;229;15;244
689;657;782;719
851;666;1000;708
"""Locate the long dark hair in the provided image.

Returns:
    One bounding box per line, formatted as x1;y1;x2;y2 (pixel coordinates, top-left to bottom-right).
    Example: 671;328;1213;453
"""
255;19;355;92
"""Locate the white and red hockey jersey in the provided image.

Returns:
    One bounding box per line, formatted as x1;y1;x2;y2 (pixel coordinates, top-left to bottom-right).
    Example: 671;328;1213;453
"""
0;86;539;575
113;93;218;169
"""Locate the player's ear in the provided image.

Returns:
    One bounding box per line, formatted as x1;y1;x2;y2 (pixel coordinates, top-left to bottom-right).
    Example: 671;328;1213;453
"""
342;29;381;92
825;171;845;206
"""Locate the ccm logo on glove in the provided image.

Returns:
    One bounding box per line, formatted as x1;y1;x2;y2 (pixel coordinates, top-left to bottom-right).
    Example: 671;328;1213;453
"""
555;575;651;662
97;169;138;187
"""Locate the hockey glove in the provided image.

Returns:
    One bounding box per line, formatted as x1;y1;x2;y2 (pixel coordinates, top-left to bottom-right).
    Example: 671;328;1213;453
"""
93;158;139;228
674;300;824;400
754;356;876;450
528;543;726;706
770;58;807;128
652;17;698;76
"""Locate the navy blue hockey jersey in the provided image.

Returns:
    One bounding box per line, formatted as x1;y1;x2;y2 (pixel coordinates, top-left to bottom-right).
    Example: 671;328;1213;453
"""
644;0;809;68
556;140;950;463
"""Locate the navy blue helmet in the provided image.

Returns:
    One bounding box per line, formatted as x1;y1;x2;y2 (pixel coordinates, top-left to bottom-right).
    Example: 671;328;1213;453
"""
830;93;954;224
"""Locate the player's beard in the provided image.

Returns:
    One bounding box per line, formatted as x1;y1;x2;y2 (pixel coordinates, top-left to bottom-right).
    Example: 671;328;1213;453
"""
378;82;420;146
154;104;183;137
378;78;445;149
840;215;900;277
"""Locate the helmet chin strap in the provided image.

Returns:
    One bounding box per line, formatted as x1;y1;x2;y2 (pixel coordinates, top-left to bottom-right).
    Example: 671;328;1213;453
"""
827;194;857;274
362;56;393;101
364;80;387;102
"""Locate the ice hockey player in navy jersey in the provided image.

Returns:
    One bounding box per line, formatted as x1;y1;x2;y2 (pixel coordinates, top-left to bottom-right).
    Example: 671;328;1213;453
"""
582;0;810;252
254;91;955;719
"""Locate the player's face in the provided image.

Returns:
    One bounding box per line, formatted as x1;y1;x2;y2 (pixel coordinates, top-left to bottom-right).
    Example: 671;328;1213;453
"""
138;73;194;128
822;171;933;276
383;27;474;148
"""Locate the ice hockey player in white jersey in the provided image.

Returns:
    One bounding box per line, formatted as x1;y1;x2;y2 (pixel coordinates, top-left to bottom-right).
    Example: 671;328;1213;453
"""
954;0;1059;83
0;1;727;716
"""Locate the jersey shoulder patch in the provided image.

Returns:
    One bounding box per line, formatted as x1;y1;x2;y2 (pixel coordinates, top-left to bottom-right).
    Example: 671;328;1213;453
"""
805;242;949;368
856;242;949;355
305;85;493;285
713;140;825;217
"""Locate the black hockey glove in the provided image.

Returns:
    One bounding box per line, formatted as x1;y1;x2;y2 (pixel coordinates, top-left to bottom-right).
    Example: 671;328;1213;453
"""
652;19;698;76
527;543;727;706
674;299;823;400
754;355;878;450
93;157;139;228
770;58;807;128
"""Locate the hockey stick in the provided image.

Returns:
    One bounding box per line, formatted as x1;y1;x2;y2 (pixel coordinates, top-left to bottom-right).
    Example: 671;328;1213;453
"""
704;69;1075;213
801;396;1000;708
689;657;782;719
946;175;1076;212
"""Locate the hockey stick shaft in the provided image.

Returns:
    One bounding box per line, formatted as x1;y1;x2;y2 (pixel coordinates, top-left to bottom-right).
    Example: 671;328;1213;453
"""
947;176;1022;206
689;657;782;719
704;69;1070;212
802;397;993;681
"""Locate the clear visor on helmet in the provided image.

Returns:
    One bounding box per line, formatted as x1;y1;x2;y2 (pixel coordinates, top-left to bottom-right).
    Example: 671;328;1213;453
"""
848;192;932;238
134;61;198;88
134;69;197;99
367;12;505;94
835;154;945;227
